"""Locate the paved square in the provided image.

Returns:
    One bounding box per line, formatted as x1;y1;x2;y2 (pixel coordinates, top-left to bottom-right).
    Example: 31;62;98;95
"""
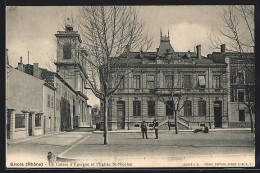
6;130;255;168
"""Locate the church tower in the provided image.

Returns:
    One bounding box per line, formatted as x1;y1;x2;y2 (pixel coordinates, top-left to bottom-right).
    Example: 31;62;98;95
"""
54;18;89;128
55;18;88;92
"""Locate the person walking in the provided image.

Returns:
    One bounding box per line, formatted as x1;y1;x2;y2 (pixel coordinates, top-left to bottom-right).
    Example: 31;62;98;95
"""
153;118;159;139
168;120;171;131
141;121;148;139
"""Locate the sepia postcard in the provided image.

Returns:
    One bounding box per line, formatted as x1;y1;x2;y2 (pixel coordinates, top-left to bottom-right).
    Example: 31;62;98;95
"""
6;5;255;169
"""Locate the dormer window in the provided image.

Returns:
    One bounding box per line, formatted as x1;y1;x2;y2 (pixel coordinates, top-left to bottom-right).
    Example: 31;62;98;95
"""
63;44;71;59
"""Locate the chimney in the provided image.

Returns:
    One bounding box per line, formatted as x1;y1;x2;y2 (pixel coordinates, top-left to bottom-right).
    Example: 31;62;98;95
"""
126;45;130;54
33;63;39;78
18;56;23;71
221;44;226;53
196;45;201;59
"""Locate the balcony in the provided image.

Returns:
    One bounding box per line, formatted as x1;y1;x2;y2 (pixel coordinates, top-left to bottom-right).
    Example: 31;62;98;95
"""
155;88;182;95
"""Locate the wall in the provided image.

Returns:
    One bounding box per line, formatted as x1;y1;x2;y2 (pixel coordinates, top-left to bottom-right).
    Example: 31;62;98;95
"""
7;68;44;111
43;85;55;133
7;67;44;139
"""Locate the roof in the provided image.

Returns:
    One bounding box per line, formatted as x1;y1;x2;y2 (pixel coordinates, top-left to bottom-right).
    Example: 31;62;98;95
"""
195;58;214;64
158;40;174;57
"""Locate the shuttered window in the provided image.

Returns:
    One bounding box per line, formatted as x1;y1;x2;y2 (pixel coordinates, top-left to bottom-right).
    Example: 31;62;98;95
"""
214;75;220;88
133;75;140;88
147;75;155;88
198;101;206;116
198;75;206;88
165;75;174;88
147;101;155;116
133;101;141;116
183;75;191;88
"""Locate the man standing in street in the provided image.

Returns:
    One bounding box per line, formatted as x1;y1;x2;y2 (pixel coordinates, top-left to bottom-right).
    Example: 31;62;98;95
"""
141;121;148;139
153;118;159;139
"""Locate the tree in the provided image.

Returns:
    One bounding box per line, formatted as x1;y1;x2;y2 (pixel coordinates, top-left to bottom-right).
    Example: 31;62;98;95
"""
155;52;191;134
79;6;152;144
210;6;255;133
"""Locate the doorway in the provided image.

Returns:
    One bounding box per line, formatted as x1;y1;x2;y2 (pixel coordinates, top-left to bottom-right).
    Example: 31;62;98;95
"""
28;113;33;136
214;101;222;128
117;101;125;130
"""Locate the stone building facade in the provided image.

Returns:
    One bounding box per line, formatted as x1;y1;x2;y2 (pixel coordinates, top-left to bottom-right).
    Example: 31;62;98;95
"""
101;32;230;130
211;46;255;128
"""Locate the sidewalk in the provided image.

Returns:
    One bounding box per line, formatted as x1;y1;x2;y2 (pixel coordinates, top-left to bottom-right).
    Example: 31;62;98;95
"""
7;131;65;145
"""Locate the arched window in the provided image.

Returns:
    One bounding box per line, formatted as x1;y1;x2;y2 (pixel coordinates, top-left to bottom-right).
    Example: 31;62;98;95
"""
63;44;71;59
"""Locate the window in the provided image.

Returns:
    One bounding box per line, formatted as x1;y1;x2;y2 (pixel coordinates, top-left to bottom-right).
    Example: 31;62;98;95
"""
183;75;191;88
213;75;220;89
166;101;174;116
198;75;206;89
133;75;140;88
51;96;54;108
133;101;141;116
147;75;155;88
49;117;51;129
184;101;192;117
147;101;155;116
165;75;174;88
239;110;245;121
47;95;50;107
15;114;25;128
35;114;41;127
119;75;125;89
63;44;71;59
246;70;254;84
198;101;206;116
238;73;244;84
237;90;244;102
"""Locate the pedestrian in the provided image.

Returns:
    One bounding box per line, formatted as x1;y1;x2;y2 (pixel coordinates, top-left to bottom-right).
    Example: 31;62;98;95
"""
141;121;148;139
168;120;171;131
153;118;159;139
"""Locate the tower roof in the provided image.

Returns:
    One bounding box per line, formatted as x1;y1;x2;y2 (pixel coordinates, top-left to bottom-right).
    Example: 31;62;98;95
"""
157;31;174;57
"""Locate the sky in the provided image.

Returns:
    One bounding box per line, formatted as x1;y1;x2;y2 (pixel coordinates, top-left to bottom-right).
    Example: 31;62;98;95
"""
6;6;225;107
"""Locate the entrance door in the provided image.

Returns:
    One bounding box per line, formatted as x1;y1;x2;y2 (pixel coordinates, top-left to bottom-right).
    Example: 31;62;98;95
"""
117;101;125;129
7;112;10;139
214;101;222;128
28;113;33;136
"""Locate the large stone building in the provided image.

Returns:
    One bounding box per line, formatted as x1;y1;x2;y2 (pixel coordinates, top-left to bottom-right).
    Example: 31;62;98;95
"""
101;32;231;130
